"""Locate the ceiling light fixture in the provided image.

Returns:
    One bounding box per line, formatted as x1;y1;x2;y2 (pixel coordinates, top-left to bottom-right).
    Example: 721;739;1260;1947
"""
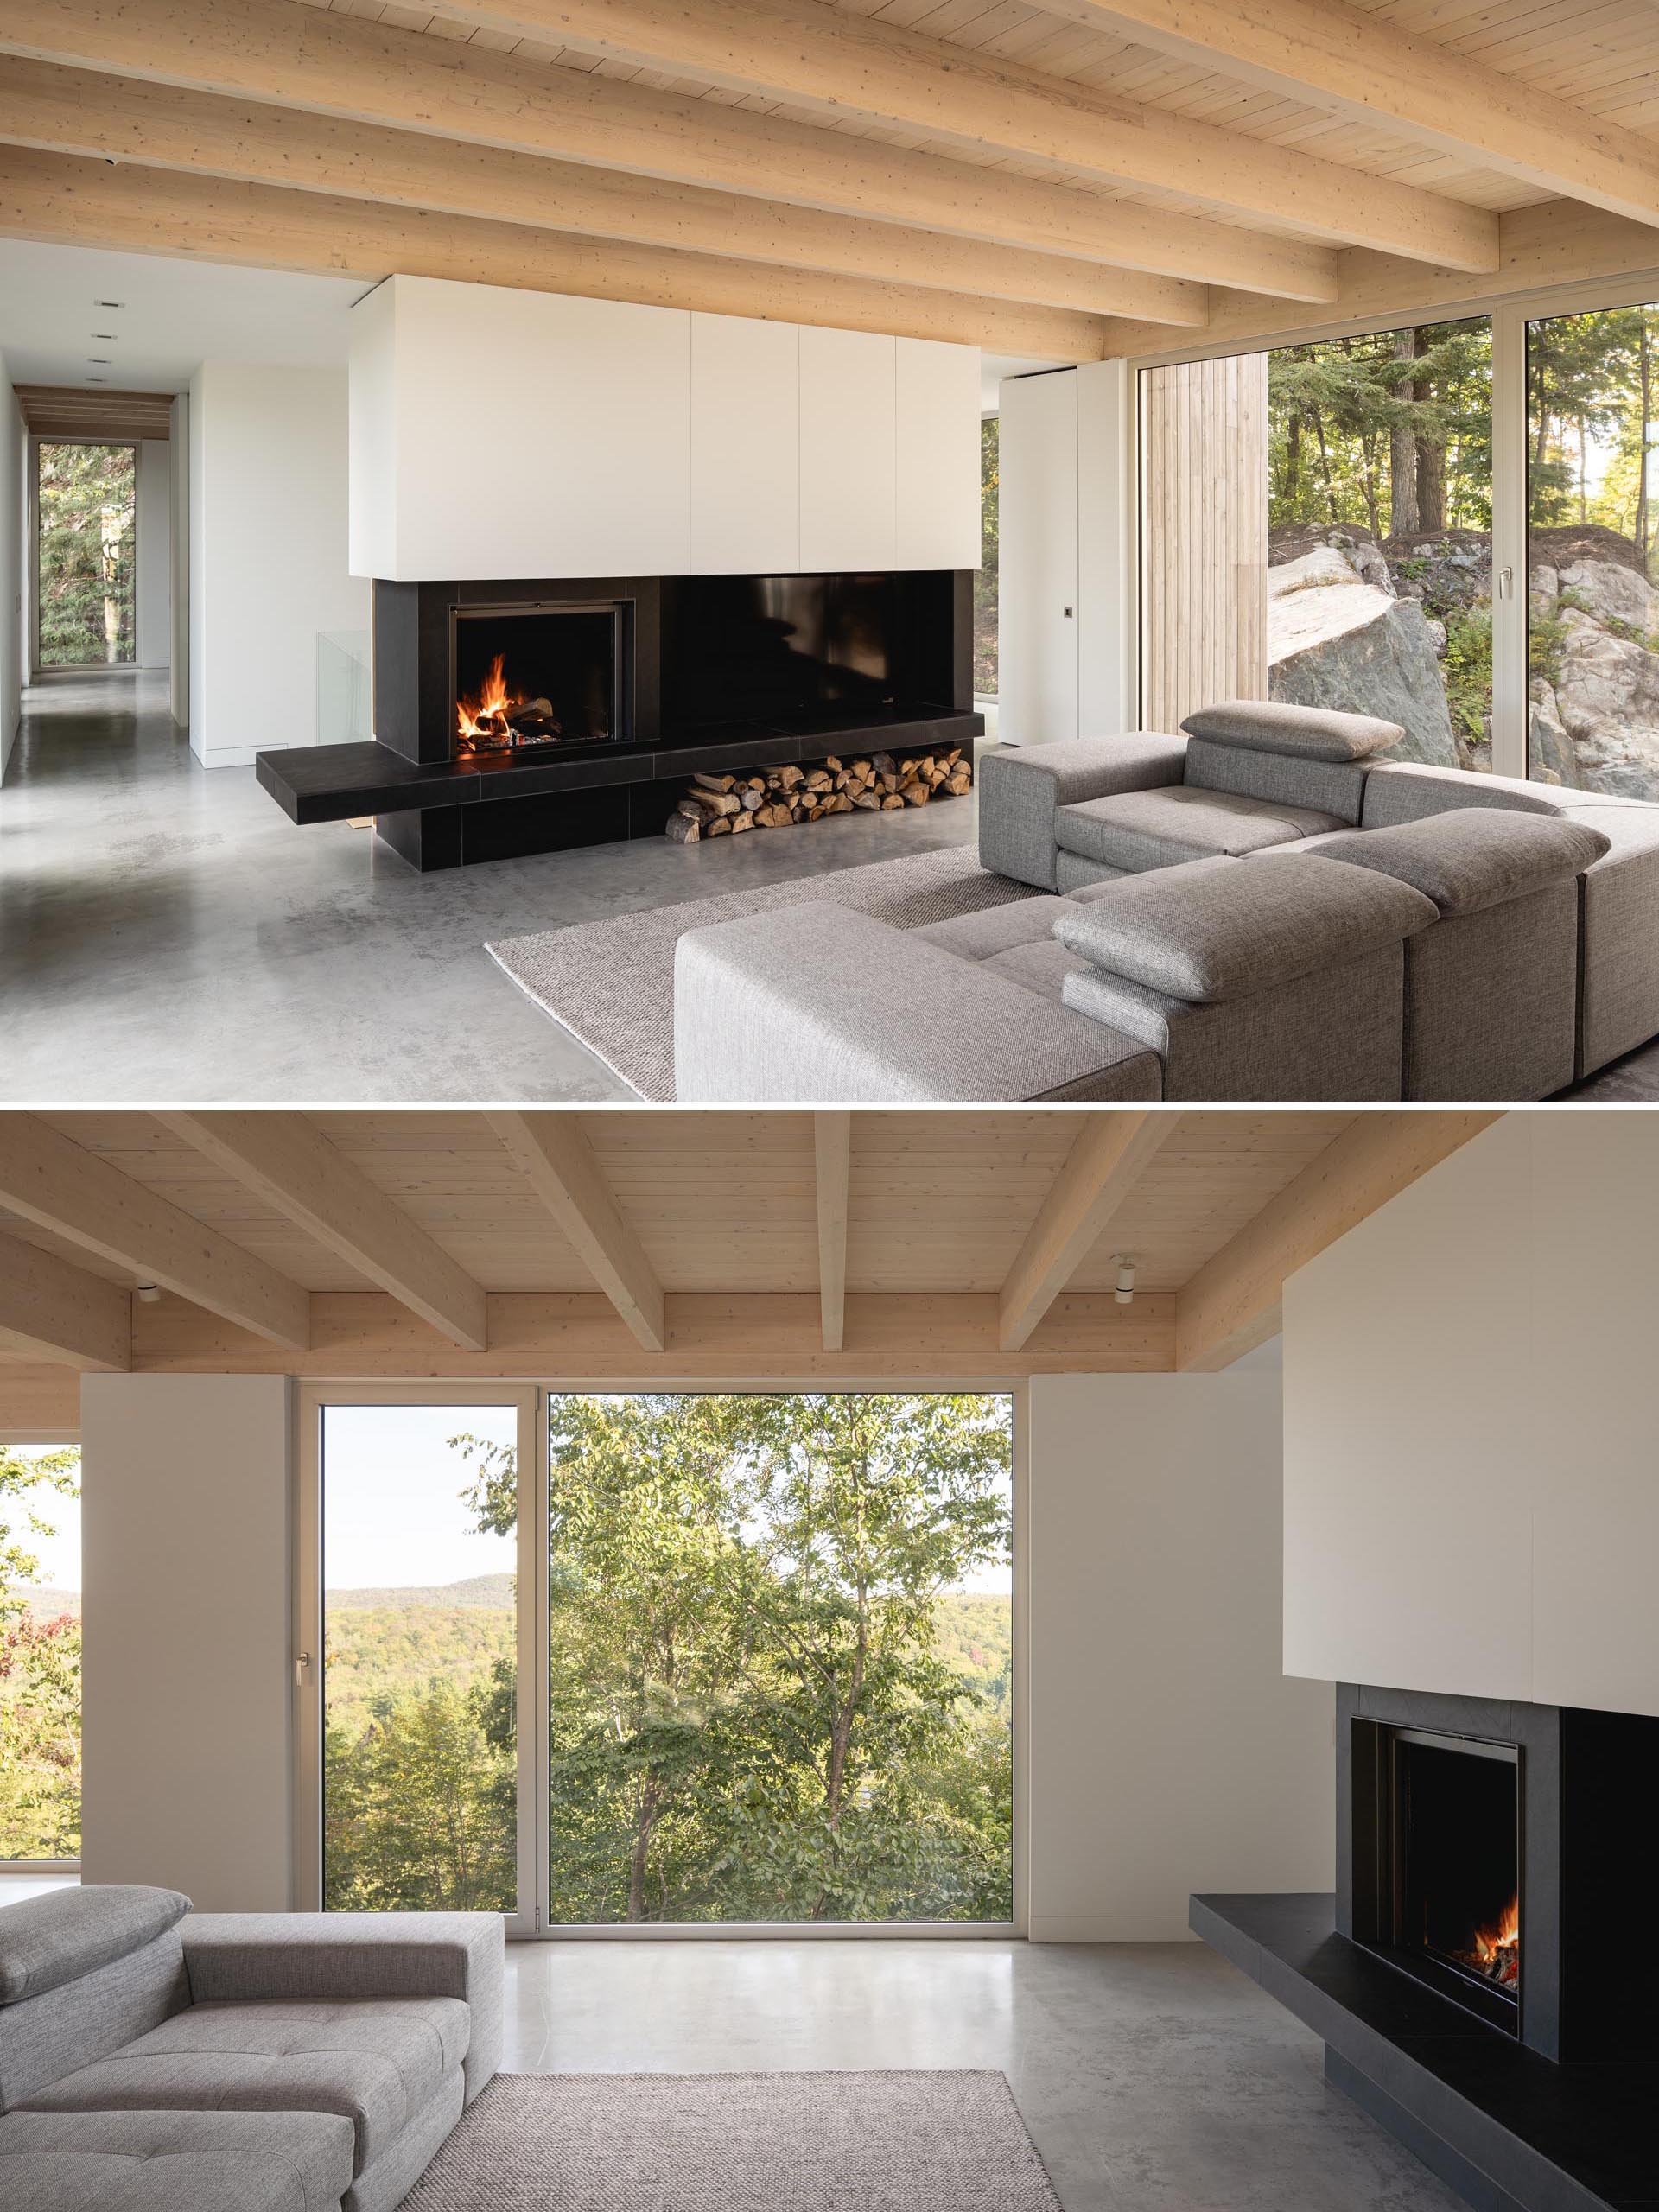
1111;1254;1138;1306
135;1284;162;1304
88;358;110;365
92;333;117;340
94;299;124;309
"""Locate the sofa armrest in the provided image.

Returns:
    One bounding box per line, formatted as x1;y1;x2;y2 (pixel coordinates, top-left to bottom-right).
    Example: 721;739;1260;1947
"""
978;733;1188;890
181;1913;504;2102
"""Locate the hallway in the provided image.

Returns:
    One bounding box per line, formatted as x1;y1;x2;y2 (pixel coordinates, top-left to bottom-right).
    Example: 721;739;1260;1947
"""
0;673;974;1102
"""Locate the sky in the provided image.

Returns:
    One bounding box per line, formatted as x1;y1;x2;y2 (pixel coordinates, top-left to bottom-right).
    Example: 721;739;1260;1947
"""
322;1403;518;1591
6;1450;80;1592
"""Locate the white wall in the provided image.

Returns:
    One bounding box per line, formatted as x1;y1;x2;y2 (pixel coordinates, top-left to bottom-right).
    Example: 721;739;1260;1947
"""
190;362;367;766
1027;1373;1333;1942
998;359;1135;747
80;1375;294;1911
0;348;22;784
169;395;188;728
136;437;171;671
351;275;981;582
1284;1112;1659;1719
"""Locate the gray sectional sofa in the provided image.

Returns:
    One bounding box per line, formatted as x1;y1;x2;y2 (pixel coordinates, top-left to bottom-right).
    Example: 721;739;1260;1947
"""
0;1885;503;2212
674;700;1659;1102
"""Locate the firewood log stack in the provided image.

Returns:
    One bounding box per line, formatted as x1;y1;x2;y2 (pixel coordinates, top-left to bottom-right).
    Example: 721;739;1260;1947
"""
664;749;972;842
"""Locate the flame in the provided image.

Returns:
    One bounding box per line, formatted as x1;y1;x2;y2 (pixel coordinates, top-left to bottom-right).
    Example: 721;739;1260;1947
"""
455;654;519;747
1471;1894;1519;1964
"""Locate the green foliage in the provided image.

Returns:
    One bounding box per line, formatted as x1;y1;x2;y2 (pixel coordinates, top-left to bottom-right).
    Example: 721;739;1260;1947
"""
1441;607;1493;744
321;1396;1014;1927
0;1446;81;1859
975;416;999;696
1269;321;1492;538
36;444;137;668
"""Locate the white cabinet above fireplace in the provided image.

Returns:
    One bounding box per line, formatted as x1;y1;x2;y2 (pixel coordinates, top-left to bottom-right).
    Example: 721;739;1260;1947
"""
349;276;982;582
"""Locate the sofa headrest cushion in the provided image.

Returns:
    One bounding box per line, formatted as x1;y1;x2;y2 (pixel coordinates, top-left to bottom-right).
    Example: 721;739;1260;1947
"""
1181;699;1404;763
1305;810;1612;916
0;1886;191;2005
1050;851;1435;1004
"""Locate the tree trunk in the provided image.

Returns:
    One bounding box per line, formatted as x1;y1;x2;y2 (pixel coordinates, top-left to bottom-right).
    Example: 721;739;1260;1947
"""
1285;410;1301;506
1389;331;1420;537
1413;326;1446;534
1637;321;1653;575
626;1777;660;1923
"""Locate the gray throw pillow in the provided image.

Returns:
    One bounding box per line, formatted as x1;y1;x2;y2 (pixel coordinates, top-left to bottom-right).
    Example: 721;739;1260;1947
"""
1305;810;1611;916
1182;699;1403;763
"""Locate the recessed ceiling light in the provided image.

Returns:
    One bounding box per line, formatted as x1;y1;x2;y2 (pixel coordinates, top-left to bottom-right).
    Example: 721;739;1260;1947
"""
92;332;117;340
86;376;106;384
88;358;111;365
94;299;124;309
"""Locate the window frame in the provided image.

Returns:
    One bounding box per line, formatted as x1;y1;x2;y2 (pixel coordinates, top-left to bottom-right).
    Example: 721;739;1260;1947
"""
1127;263;1659;782
29;435;143;680
295;1379;1027;1941
0;1434;84;1874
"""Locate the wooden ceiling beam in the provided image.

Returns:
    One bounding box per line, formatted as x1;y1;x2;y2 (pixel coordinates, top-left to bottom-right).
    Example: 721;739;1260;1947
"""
487;1115;666;1354
0;0;1336;303
814;1113;851;1357
1040;0;1659;232
0;1113;309;1348
998;1113;1179;1353
15;383;174;439
413;0;1497;270
0;57;1206;325
159;1112;489;1351
0;147;1109;359
1174;1111;1502;1374
0;1227;130;1372
0;1361;81;1437
129;1288;1176;1382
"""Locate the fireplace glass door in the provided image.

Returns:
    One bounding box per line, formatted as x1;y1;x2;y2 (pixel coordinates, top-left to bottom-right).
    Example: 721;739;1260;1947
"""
453;603;623;755
1390;1729;1520;2028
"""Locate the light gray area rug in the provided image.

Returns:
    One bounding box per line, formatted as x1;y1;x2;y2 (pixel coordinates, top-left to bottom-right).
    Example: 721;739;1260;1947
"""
486;846;1035;1100
400;2070;1061;2211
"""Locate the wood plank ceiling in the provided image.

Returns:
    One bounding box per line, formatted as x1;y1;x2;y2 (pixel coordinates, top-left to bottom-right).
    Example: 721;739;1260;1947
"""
0;1109;1501;1427
0;0;1656;365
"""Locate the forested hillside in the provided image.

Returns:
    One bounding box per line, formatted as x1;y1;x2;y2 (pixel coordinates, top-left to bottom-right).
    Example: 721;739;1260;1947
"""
324;1394;1014;1927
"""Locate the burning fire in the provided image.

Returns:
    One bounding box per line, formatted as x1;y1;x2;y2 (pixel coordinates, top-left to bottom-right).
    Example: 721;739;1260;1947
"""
455;657;559;752
1458;1895;1520;1989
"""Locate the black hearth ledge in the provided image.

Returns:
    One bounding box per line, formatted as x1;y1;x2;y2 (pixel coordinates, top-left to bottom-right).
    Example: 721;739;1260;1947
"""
257;703;982;826
1191;1893;1659;2212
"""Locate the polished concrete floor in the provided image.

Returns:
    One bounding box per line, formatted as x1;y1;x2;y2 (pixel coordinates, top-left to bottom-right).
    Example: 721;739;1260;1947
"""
0;672;979;1102
0;1876;1457;2212
4;670;1652;1103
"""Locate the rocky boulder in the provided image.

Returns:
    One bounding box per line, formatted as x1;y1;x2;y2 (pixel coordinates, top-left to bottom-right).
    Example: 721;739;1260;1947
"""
1555;557;1658;637
1266;546;1459;767
1548;608;1659;797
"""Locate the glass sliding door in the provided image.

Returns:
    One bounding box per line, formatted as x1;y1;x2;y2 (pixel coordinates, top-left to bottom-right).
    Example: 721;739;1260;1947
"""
315;1402;522;1916
35;442;137;669
0;1445;81;1864
545;1391;1014;1926
1527;302;1659;793
1266;318;1494;768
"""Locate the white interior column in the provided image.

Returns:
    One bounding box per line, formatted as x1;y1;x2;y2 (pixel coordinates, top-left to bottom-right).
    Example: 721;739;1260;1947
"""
1025;1371;1333;1941
81;1374;295;1910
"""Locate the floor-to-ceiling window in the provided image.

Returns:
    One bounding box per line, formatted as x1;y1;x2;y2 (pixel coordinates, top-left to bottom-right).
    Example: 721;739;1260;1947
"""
1141;320;1495;765
302;1389;1016;1931
35;442;137;670
0;1444;81;1865
316;1402;521;1916
976;416;1000;700
1526;302;1659;794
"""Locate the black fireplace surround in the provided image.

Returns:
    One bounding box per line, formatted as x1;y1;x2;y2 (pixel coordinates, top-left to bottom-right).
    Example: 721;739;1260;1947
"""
257;569;981;870
1193;1684;1659;2212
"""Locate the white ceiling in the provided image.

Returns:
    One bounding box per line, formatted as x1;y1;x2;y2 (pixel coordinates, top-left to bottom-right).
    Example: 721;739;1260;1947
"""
0;240;371;393
0;238;1063;403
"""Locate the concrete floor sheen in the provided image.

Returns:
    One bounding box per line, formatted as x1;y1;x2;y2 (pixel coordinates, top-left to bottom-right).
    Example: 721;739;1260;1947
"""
3;671;1648;1103
0;673;978;1103
499;1937;1462;2212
